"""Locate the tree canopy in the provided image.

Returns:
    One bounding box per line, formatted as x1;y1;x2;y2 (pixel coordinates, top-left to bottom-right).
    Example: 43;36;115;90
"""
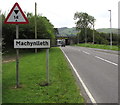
74;12;96;43
74;12;95;30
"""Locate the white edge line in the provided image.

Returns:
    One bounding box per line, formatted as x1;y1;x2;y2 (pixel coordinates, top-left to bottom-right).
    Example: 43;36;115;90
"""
60;47;97;104
95;56;118;66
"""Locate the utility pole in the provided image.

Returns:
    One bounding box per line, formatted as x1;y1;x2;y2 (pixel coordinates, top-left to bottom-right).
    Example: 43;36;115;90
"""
108;10;112;49
77;33;79;44
85;27;87;44
93;22;95;44
35;2;37;53
77;30;81;44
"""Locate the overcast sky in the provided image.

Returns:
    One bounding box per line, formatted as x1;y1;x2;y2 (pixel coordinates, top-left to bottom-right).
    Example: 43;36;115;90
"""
0;0;119;29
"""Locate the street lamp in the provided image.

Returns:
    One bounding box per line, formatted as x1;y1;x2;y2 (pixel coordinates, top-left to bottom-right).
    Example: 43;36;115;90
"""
108;10;112;48
93;21;95;44
77;29;81;44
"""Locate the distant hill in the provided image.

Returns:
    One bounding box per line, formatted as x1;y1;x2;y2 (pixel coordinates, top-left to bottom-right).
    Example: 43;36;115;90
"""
58;27;77;36
58;27;118;36
96;28;118;34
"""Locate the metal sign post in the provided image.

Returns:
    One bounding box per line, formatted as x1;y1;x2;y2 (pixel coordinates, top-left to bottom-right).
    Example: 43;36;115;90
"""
46;49;49;84
16;24;19;88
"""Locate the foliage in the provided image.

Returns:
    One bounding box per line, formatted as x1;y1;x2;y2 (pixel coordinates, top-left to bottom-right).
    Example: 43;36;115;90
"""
96;28;118;34
74;12;95;29
74;12;96;43
76;43;118;51
58;27;77;36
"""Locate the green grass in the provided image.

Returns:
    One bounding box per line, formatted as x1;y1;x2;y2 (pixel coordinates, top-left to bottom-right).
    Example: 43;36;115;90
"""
76;43;119;51
2;48;84;103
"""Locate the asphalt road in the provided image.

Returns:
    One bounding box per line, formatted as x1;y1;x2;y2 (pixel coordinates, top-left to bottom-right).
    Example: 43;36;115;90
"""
61;46;118;103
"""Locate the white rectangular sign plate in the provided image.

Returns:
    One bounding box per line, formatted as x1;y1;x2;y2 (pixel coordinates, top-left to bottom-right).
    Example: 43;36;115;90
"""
14;39;50;48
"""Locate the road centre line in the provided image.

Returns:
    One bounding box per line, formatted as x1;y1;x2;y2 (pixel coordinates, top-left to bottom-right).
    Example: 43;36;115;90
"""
60;48;97;104
95;56;118;66
82;51;90;55
70;47;118;66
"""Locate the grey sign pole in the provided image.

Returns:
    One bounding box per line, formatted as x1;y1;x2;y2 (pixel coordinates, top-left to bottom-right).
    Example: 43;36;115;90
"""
16;24;19;88
46;49;49;84
35;2;37;53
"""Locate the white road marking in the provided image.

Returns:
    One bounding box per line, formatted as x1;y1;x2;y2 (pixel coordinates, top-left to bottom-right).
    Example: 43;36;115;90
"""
83;51;90;55
60;48;97;104
69;47;118;66
95;56;118;66
69;47;79;51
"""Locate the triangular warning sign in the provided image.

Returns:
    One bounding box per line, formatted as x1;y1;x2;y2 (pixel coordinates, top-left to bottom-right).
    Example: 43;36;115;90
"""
4;2;29;24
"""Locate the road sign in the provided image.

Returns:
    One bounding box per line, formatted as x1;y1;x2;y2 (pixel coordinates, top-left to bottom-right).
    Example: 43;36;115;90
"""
4;2;29;24
14;39;50;85
4;2;29;88
14;39;50;48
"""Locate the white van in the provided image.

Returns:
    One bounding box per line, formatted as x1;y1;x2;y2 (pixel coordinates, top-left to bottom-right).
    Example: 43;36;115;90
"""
57;39;65;47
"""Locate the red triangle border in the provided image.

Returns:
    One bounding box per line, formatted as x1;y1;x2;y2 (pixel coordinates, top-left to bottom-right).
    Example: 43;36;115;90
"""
4;2;29;24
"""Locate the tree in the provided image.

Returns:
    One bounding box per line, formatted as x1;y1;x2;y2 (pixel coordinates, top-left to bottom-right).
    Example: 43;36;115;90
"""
74;12;95;43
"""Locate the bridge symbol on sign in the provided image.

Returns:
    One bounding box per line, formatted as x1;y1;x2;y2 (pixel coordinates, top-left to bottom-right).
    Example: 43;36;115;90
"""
4;2;29;24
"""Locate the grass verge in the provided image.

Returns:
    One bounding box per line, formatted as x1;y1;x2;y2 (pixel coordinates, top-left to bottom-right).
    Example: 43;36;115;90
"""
75;43;119;51
2;47;84;103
